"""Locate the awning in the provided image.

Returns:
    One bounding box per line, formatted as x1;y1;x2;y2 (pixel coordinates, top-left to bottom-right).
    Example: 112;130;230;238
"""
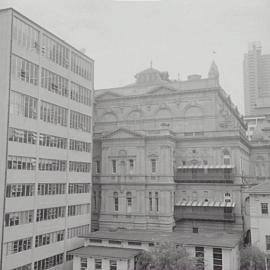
177;165;234;169
175;200;235;208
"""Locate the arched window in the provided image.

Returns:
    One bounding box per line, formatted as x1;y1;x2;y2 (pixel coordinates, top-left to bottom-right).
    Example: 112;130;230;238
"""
223;150;231;165
155;192;159;212
113;192;119;211
126;192;132;213
149;192;153;211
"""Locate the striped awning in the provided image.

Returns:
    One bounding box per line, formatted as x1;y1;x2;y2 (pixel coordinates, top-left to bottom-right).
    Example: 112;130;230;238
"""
175;200;235;208
177;165;234;169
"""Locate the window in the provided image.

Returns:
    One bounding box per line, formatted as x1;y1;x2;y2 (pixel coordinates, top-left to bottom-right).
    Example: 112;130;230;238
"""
129;159;134;173
71;51;92;81
66;253;74;262
70;110;91;133
38;183;66;195
70;139;91;152
41;68;68;96
7;156;36;170
69;161;91;173
113;192;119;211
39;133;67;149
8;127;37;144
96;160;100;174
68;204;90;217
128;241;141;246
67;224;90;239
38;159;66;171
193;227;199;233
93;191;97;210
40;101;67;126
36;207;65;222
109;240;121;245
149;192;153;211
195;246;204;270
155;192;159;212
261;203;268;214
68;183;90;194
70;82;92;106
11;55;39;85
109;260;117;270
34;253;64;270
266;235;270;250
95;259;102;270
151;159;157;173
11;264;32;270
5;210;34;227
6;184;34;198
81;258;88;270
13;16;40;52
42;34;69;68
213;248;222;270
5;237;32;255
89;239;102;244
126;192;132;213
9;91;37;119
112;160;117;174
223;150;231;165
35;230;64;247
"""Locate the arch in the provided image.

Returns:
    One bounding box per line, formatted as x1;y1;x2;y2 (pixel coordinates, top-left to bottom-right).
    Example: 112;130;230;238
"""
184;105;203;118
155;108;172;119
100;112;118;122
127;110;142;120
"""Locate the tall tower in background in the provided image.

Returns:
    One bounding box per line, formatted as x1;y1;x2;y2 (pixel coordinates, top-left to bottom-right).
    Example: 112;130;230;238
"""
0;8;93;270
243;42;270;116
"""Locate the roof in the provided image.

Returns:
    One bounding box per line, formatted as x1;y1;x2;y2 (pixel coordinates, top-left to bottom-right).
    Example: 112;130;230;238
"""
70;246;141;259
249;181;270;194
80;229;240;248
175;200;235;208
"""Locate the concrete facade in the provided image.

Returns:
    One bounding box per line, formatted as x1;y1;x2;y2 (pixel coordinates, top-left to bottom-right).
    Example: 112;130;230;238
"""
0;8;93;270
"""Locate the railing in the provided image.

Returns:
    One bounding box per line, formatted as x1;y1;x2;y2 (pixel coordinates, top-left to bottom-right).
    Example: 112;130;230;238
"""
174;212;235;222
174;172;234;183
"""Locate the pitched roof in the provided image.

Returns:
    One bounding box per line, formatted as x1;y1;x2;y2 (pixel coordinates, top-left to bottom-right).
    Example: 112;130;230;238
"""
249;181;270;194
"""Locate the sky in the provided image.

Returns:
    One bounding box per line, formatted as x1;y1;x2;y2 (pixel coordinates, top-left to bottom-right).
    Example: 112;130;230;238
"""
1;0;270;113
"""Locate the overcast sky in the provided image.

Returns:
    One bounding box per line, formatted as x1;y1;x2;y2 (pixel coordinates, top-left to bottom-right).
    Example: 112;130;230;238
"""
1;0;270;113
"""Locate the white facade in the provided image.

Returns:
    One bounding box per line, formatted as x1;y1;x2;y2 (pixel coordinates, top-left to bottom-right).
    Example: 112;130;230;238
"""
0;8;93;270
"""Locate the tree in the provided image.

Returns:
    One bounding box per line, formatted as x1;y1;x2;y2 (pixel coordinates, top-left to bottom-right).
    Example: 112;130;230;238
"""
136;242;199;270
240;245;267;270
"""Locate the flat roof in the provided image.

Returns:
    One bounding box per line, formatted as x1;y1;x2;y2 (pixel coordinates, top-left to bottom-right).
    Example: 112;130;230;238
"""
81;229;240;248
249;181;270;194
70;246;141;259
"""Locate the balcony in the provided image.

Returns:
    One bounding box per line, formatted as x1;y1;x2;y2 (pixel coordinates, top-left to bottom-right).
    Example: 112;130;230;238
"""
174;165;234;183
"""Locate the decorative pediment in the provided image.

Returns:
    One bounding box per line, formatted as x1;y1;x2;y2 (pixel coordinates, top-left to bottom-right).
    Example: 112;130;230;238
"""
103;128;144;140
95;91;123;100
147;86;177;95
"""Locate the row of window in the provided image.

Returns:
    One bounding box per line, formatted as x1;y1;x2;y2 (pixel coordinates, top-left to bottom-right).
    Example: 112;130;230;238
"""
5;205;90;226
67;224;90;239
70;82;92;106
71;52;92;80
10;91;92;132
12;264;32;270
8;127;91;152
35;230;64;248
34;253;63;270
5;237;32;255
7;155;91;173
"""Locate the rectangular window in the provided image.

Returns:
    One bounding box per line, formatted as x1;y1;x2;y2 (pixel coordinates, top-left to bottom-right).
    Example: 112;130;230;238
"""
5;210;34;227
151;159;157;173
81;258;87;270
67;224;90;239
95;259;102;270
41;68;69;96
34;253;64;270
109;260;117;270
42;34;69;68
69;161;91;173
128;241;141;246
129;159;134;173
37;183;66;195
261;203;268;214
193;227;199;234
109;240;121;245
96;160;100;174
70;110;92;133
68;204;90;217
35;230;64;248
70;81;92;106
38;159;66;171
39;133;67;149
36;207;65;222
112;160;117;174
8;127;37;144
149;192;153;211
69;139;91;152
66;253;74;262
155;192;159;212
89;238;102;244
68;183;90;194
7;155;36;170
6;184;35;198
9;91;37;119
71;51;92;81
11;55;39;85
40;100;67;126
11;264;32;270
5;237;32;255
213;248;222;270
266;235;270;250
195;246;204;270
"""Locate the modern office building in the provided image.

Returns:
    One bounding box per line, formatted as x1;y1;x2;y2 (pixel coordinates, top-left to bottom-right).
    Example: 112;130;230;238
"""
243;42;270;116
0;8;93;270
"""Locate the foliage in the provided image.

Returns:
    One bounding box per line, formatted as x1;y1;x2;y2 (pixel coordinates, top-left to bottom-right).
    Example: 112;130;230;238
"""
240;245;267;270
136;242;199;270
